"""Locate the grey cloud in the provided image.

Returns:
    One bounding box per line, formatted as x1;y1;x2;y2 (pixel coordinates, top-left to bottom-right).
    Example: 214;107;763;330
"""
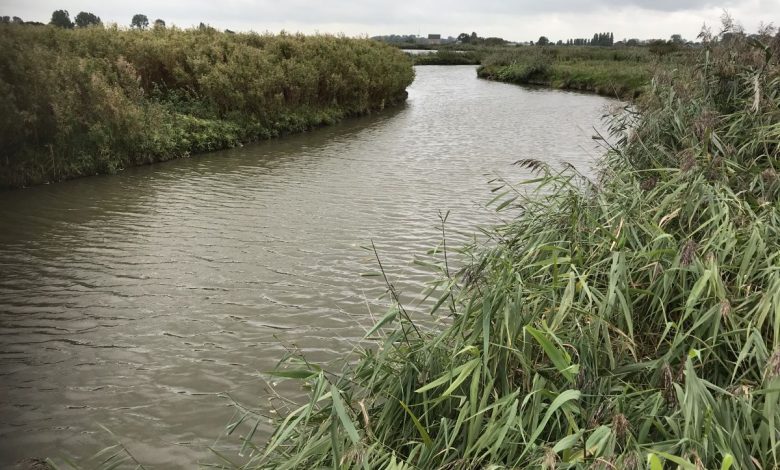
2;0;774;40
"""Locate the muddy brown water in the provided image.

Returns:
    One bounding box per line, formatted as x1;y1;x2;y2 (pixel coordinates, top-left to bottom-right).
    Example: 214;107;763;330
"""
0;66;613;467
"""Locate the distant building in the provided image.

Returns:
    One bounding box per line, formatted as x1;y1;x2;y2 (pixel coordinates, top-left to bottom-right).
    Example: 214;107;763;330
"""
427;34;441;45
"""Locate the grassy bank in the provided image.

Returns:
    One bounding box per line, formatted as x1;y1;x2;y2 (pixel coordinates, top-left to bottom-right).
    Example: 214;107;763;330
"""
248;25;780;469
0;25;414;189
412;50;481;65
477;46;684;98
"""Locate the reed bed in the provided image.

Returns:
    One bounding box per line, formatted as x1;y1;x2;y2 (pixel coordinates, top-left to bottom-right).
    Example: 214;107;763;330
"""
242;25;780;470
477;46;680;98
412;50;481;66
0;25;413;189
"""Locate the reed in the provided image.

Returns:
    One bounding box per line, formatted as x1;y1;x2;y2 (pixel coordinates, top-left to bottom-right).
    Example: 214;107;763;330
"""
412;50;481;66
246;23;780;470
0;25;414;189
477;45;684;98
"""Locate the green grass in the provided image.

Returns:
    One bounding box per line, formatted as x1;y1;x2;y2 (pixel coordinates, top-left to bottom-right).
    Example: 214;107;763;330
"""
0;25;414;189
238;25;780;470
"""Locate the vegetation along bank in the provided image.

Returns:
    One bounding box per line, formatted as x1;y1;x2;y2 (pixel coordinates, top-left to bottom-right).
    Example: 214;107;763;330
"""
0;25;414;189
476;45;693;99
408;41;691;99
252;24;780;469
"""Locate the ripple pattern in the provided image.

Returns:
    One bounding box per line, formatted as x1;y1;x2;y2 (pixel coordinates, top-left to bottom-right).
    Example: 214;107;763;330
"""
0;66;612;467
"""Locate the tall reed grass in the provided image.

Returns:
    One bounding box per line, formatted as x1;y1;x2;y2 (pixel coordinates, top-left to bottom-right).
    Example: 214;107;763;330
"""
0;25;413;188
244;24;780;469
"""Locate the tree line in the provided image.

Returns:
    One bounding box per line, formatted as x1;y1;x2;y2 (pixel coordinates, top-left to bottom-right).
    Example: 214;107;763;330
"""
564;32;615;46
2;9;167;29
456;32;508;46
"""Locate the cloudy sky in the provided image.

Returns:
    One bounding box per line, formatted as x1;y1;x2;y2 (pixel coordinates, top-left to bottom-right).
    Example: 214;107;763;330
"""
4;0;778;42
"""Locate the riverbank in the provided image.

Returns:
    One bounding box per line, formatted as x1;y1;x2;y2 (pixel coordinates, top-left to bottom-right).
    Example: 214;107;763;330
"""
0;63;615;469
477;46;683;98
257;25;780;469
0;26;414;189
412;50;481;65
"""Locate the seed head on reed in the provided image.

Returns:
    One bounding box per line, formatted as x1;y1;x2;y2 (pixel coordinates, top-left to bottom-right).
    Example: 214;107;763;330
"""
680;239;698;266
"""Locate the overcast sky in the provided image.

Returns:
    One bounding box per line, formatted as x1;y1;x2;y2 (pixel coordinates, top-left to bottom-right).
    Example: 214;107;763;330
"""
4;0;778;42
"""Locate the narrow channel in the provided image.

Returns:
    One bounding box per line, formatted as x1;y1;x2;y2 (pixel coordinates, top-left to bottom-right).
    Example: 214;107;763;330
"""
0;65;612;466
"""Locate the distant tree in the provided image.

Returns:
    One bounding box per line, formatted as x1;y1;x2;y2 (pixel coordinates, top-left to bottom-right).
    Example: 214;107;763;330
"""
470;31;477;41
225;29;235;34
153;18;165;28
483;36;506;46
649;39;679;56
12;16;23;24
556;39;563;45
50;9;74;28
130;14;149;29
75;11;100;28
0;16;9;23
588;32;614;47
670;33;684;44
537;36;549;46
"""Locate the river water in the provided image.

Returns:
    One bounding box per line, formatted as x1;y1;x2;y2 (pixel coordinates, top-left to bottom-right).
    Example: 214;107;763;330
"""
0;66;612;467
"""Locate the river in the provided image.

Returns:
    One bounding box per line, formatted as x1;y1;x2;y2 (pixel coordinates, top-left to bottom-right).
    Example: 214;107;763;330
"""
0;66;612;467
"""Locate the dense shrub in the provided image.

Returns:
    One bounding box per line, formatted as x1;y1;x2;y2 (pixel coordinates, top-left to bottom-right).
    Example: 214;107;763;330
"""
0;25;414;188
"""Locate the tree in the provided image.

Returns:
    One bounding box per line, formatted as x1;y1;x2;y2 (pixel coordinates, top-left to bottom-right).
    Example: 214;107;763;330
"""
12;16;23;24
75;11;100;28
130;14;149;29
50;10;74;28
649;39;679;56
153;18;165;28
456;32;470;43
483;37;506;46
670;33;684;44
537;36;549;46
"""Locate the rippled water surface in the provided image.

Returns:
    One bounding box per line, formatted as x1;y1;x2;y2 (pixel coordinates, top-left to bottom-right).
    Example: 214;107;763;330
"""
0;66;612;467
